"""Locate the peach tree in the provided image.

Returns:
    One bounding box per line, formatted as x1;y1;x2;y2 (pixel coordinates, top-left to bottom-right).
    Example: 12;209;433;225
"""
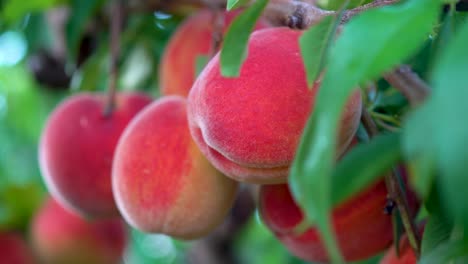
0;0;467;263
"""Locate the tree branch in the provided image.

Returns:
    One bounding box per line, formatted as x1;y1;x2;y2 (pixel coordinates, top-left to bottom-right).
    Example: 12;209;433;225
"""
130;0;402;29
384;65;431;106
341;0;400;23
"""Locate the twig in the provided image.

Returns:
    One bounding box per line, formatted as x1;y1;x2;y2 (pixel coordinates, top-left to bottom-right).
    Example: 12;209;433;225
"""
384;65;431;106
210;8;225;57
104;0;123;117
131;0;401;29
341;0;400;23
263;0;333;29
360;105;421;258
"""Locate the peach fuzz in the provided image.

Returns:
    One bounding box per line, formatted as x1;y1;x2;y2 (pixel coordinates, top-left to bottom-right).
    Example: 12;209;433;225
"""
187;27;362;184
112;96;238;239
31;198;127;264
159;9;269;97
39;92;152;218
0;232;35;264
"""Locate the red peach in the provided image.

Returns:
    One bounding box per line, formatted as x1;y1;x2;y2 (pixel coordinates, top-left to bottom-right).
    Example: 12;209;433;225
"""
0;232;35;264
259;166;419;263
259;181;391;263
159;9;269;97
31;198;127;264
187;27;362;184
39;92;152;218
112;96;238;239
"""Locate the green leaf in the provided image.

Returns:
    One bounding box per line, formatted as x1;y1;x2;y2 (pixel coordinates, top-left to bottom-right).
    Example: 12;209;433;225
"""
66;0;104;61
2;0;66;23
290;0;441;262
422;211;453;255
300;15;336;86
429;19;468;230
419;239;468;264
220;0;269;77
226;0;250;11
70;47;107;92
331;133;401;206
402;103;436;198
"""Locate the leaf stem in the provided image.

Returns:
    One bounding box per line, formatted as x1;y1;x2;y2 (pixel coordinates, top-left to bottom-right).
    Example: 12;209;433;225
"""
370;111;401;126
361;105;421;258
104;0;123;117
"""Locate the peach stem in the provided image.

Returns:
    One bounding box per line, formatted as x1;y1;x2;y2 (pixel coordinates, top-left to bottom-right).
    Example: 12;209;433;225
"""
360;104;421;258
105;0;123;117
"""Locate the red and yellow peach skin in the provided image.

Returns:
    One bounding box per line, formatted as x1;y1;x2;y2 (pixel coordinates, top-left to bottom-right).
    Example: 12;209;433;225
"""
39;92;152;218
159;9;269;97
187;27;362;184
112;96;238;239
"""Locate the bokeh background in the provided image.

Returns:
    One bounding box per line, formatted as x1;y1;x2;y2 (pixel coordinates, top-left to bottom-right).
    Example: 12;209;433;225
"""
0;1;317;263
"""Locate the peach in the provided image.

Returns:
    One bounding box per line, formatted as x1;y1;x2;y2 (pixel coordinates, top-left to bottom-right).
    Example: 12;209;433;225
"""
39;92;152;218
259;181;392;262
159;9;269;97
31;198;127;264
112;96;238;239
187;27;362;184
259;170;419;262
0;232;35;264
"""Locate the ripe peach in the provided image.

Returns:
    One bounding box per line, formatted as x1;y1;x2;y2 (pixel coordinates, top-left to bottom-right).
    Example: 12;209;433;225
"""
112;96;238;239
259;171;419;262
187;27;362;184
39;92;152;218
159;9;269;97
0;232;35;264
31;198;127;264
259;181;391;262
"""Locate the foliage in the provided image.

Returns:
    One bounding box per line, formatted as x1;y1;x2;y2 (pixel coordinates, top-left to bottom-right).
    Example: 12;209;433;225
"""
1;0;468;263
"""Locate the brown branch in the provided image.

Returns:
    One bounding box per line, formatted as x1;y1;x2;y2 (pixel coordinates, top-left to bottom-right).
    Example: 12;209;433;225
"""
104;0;123;117
341;0;400;23
210;9;225;57
384;65;431;106
360;105;421;258
130;0;401;29
263;0;333;29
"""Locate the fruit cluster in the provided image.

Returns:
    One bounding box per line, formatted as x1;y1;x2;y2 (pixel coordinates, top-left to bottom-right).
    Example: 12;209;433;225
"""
34;9;418;264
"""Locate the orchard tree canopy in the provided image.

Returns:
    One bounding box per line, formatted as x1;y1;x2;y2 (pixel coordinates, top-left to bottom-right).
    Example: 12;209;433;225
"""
1;0;468;263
